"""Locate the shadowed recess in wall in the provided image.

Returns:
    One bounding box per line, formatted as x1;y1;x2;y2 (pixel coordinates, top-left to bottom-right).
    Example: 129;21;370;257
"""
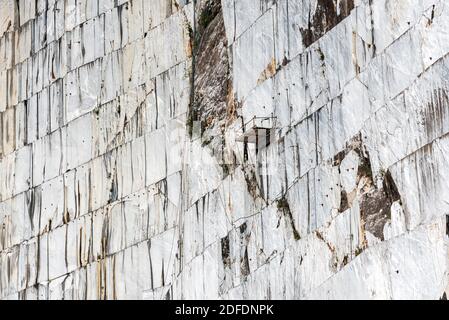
300;0;355;48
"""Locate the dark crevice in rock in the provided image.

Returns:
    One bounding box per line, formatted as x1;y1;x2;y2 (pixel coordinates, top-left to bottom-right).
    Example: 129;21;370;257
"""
165;288;172;300
220;160;237;179
241;248;250;277
220;235;231;269
197;1;221;35
339;190;349;213
26;189;36;229
300;0;355;48
277;197;301;241
427;5;436;26
356;148;374;183
239;222;251;278
108;171;118;204
333;149;347;167
446;215;449;236
382;170;401;204
243;166;262;200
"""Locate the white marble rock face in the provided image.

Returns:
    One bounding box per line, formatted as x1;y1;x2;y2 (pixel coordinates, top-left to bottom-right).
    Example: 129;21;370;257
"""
0;0;448;300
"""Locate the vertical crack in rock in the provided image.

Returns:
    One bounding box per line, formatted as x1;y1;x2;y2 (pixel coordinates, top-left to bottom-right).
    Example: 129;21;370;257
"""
220;233;233;292
239;222;251;278
277;197;301;241
221;235;231;269
300;0;355;48
243;165;263;200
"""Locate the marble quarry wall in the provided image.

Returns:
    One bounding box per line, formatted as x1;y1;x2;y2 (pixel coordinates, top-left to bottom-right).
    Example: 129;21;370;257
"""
0;0;448;300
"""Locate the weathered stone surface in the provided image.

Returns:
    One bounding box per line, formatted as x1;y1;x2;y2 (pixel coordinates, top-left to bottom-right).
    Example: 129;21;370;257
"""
0;0;448;300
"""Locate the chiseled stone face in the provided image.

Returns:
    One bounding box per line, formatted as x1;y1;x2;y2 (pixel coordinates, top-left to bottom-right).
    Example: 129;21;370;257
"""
0;0;448;300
